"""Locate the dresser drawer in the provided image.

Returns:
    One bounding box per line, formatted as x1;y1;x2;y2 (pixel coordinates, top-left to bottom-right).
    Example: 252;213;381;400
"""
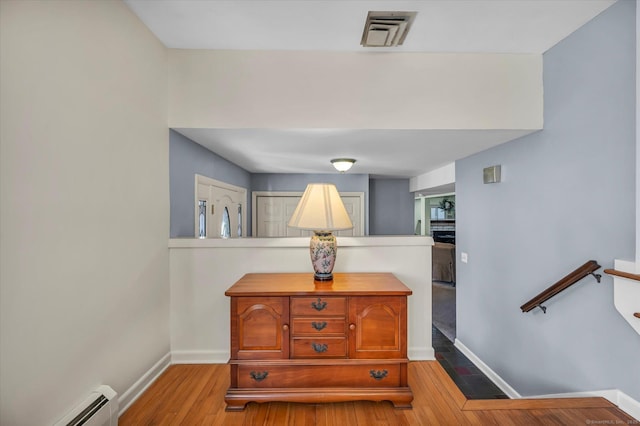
291;297;346;316
237;364;401;388
291;337;347;358
291;318;346;335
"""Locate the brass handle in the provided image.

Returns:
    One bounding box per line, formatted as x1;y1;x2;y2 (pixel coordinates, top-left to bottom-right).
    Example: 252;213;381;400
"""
369;369;388;381
349;324;356;330
250;371;268;382
282;324;289;331
311;321;327;331
311;298;327;311
311;342;328;353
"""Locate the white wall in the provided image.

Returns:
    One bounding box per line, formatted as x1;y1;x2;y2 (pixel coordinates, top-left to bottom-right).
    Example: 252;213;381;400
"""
0;1;169;425
169;237;433;362
410;163;456;193
168;50;542;130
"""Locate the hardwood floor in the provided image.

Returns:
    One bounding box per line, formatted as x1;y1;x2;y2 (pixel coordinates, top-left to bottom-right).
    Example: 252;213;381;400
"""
120;361;637;425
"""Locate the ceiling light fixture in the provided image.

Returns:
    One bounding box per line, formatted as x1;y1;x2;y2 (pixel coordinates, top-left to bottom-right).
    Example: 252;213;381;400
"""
331;158;356;172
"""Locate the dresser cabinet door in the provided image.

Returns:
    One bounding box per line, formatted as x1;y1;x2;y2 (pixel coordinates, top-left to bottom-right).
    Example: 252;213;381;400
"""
231;296;289;359
349;296;407;359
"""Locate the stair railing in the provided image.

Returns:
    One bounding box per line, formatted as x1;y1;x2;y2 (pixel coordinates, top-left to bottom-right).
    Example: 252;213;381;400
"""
520;260;601;314
604;268;640;320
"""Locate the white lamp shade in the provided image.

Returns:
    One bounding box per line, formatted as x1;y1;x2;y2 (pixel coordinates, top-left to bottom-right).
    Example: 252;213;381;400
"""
288;183;354;231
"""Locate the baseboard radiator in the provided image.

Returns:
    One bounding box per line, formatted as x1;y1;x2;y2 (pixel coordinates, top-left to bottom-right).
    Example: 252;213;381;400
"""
54;385;118;426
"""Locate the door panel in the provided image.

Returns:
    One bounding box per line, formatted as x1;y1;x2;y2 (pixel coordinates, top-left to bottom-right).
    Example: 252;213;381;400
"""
255;193;364;237
349;296;406;359
231;296;289;360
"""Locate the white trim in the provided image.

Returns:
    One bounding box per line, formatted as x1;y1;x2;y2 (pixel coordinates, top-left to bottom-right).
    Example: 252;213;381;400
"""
171;350;229;364
118;352;171;416
618;390;640;421
169;235;433;249
527;389;619;402
454;338;521;399
251;190;366;237
409;346;435;361
170;348;437;366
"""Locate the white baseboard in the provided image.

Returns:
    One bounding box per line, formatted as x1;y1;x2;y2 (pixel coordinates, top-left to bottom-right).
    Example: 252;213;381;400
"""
171;348;437;362
171;350;229;364
617;391;640;421
527;389;619;402
454;338;522;399
454;339;640;421
118;352;171;416
409;346;435;361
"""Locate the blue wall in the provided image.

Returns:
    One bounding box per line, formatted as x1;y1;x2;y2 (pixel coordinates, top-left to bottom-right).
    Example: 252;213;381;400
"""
169;130;251;237
369;178;415;235
456;0;638;400
170;134;417;238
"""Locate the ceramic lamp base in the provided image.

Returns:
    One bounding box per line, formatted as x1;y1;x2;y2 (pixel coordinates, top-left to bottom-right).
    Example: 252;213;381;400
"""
310;231;337;282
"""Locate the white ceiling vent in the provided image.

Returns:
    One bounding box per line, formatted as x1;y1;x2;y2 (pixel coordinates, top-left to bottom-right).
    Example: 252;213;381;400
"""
360;11;418;47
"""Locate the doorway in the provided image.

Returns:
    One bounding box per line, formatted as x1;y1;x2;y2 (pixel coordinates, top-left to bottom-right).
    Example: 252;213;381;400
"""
195;175;247;238
416;193;457;342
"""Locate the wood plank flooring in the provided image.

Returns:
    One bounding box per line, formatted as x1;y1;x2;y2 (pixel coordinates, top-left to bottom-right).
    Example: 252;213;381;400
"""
119;361;637;425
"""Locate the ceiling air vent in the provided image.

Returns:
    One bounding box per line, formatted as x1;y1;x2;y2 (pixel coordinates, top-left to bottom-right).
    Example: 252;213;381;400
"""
360;11;418;47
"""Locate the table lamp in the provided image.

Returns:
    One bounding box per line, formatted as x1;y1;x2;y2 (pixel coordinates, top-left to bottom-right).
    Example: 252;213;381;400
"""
288;183;354;282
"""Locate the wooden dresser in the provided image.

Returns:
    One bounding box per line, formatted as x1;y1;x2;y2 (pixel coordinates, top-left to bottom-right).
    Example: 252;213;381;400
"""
224;272;413;411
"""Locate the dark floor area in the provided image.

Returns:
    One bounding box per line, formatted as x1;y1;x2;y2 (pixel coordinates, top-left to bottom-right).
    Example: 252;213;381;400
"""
432;326;509;400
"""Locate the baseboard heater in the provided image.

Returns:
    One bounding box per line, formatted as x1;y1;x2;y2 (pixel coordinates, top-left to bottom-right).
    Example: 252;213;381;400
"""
54;385;118;426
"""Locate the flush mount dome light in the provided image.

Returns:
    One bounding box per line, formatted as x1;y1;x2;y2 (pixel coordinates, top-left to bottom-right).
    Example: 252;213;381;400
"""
331;158;356;172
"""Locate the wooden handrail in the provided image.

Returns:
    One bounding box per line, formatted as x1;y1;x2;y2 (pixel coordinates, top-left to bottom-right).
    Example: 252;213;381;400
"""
603;269;640;282
604;269;640;321
520;260;601;313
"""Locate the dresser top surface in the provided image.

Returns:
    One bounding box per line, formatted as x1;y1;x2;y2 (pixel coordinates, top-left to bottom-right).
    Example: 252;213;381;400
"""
225;273;412;296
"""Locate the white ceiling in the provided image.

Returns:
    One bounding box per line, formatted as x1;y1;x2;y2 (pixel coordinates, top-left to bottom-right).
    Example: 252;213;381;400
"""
126;0;616;180
175;128;536;178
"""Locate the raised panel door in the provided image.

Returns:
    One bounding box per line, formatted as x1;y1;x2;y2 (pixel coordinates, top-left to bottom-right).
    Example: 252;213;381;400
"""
349;296;407;359
231;296;289;359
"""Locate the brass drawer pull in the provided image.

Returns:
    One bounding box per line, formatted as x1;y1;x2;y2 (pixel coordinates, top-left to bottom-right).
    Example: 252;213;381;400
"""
311;321;327;331
311;342;328;353
250;371;269;382
369;369;388;380
311;298;327;311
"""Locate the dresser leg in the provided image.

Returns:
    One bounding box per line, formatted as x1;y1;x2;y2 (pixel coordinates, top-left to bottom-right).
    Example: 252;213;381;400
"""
224;400;248;412
391;401;413;409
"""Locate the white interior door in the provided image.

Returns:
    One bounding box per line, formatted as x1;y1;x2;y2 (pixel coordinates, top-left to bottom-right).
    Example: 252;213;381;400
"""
255;196;311;237
195;175;247;238
253;192;365;237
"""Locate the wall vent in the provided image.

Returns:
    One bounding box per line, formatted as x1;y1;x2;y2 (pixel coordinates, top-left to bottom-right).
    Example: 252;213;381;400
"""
360;11;418;47
54;385;118;426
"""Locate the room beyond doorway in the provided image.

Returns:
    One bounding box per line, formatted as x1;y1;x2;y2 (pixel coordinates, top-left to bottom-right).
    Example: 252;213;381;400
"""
432;281;456;342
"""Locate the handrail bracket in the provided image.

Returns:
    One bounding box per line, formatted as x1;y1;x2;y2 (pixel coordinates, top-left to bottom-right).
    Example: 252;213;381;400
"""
590;272;602;283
